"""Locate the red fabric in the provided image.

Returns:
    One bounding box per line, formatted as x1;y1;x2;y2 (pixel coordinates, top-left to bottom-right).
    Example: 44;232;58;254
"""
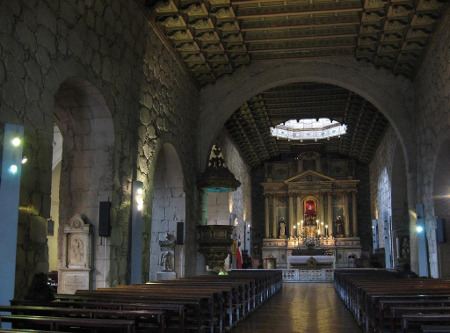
236;246;242;269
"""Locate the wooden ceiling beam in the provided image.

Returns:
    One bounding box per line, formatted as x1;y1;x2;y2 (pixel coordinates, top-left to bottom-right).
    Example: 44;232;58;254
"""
248;45;355;53
245;33;358;43
236;7;363;20
241;21;360;32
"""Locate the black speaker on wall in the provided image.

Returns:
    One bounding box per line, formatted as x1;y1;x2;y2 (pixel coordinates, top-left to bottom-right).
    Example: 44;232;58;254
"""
437;218;445;243
99;201;111;237
176;222;184;244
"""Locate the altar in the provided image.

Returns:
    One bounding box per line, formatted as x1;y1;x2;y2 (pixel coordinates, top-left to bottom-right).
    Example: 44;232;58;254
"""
287;255;335;269
261;154;362;270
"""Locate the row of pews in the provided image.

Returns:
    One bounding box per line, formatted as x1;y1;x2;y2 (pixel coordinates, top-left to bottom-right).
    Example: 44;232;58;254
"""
334;269;450;333
0;269;282;333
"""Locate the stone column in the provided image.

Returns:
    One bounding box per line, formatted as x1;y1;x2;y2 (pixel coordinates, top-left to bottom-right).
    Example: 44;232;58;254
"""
327;192;333;237
200;189;208;226
344;192;350;237
352;191;357;237
288;194;294;238
265;195;270;238
272;195;278;238
296;196;302;237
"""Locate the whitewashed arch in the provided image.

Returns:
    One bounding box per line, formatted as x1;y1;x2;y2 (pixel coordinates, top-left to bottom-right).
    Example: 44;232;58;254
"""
199;57;415;176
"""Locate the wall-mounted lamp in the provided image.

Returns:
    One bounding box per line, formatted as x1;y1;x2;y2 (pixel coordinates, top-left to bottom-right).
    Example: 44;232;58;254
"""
135;187;143;211
8;164;18;175
11;137;21;147
416;225;424;233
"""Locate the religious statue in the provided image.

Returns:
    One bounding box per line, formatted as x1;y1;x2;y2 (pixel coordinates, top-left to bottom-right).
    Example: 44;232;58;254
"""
160;251;173;271
158;232;176;249
401;237;410;259
279;218;286;239
70;238;83;263
335;216;344;237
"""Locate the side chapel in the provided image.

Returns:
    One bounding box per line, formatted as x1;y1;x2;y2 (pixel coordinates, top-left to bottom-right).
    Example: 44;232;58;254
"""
261;152;361;268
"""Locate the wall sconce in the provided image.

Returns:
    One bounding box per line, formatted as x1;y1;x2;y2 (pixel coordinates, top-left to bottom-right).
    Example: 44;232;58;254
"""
135;187;143;211
11;137;21;147
416;225;424;233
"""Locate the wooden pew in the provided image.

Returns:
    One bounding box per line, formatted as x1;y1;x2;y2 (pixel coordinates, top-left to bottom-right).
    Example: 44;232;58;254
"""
390;306;450;333
0;305;165;333
334;270;450;333
0;314;136;332
11;299;184;333
402;314;450;333
421;325;450;332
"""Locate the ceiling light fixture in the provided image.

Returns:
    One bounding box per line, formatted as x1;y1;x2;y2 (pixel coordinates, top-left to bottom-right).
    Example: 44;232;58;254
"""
270;118;347;141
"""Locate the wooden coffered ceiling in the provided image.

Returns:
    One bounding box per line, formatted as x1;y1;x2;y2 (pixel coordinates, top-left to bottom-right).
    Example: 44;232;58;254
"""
146;0;447;86
143;0;447;168
224;82;390;167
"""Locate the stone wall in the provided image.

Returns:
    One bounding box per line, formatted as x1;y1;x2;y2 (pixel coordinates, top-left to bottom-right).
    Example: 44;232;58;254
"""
413;10;449;278
370;127;397;250
0;0;199;296
355;162;372;252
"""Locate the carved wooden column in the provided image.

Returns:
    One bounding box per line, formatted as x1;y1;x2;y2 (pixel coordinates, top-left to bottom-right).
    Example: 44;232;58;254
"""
288;194;294;238
296;196;301;237
344;192;350;237
352;191;357;237
320;192;325;234
272;195;278;238
327;192;333;237
265;194;270;238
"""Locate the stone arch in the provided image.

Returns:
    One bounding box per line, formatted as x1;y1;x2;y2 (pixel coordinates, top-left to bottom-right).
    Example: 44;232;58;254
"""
53;76;114;291
149;142;186;281
434;136;450;278
199;58;415;175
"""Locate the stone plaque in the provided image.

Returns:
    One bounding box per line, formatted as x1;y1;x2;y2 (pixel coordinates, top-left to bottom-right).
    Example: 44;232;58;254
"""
58;214;91;294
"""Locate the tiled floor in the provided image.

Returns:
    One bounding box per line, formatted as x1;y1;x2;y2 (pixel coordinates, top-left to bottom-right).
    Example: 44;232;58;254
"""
234;282;361;333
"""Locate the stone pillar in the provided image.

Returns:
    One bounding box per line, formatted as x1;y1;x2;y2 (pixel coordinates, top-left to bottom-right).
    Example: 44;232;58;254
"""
407;171;418;274
272;195;278;238
352;191;357;237
344;192;350;237
327;192;333;237
296;196;301;237
200;189;208;226
288;194;294;238
265;195;270;238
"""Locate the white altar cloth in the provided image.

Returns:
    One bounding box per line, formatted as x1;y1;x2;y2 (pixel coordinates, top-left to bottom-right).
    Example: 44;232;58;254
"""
287;255;335;269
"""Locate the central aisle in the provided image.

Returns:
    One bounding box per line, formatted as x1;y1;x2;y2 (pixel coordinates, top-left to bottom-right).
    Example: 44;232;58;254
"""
234;282;361;333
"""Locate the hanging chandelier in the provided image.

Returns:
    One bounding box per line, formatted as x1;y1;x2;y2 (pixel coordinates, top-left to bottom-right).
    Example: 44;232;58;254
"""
270;118;347;142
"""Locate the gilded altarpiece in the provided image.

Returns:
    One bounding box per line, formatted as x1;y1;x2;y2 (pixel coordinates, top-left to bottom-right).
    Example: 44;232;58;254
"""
262;155;361;268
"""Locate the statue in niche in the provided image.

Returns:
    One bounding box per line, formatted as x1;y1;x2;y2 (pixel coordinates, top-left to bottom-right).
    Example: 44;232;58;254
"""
401;237;410;259
279;217;286;239
160;251;173;271
70;238;84;264
335;216;344;237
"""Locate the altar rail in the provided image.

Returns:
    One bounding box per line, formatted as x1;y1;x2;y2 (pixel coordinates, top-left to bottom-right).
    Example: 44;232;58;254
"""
282;269;334;282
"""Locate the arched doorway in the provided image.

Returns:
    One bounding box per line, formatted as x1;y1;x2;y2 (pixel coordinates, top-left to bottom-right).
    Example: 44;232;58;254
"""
150;143;186;281
434;137;450;278
51;77;114;292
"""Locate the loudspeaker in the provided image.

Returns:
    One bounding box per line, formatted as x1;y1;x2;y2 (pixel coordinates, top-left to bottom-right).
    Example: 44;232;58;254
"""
99;201;111;237
176;222;184;244
437;218;445;243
